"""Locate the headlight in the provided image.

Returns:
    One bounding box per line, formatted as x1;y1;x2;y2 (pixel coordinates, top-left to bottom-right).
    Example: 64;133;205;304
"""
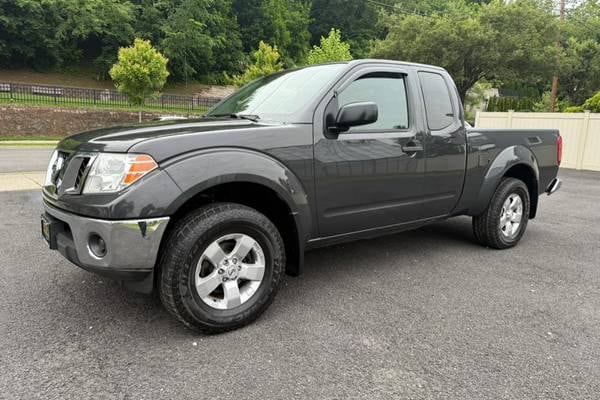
83;153;158;194
44;150;59;186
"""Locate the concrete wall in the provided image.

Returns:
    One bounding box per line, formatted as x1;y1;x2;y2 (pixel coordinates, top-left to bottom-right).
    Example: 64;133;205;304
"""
476;111;600;172
0;106;187;137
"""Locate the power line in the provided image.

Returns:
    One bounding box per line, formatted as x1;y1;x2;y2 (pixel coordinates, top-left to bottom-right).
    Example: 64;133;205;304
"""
365;0;432;17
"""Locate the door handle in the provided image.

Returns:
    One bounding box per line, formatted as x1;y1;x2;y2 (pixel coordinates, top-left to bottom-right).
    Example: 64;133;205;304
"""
402;140;423;153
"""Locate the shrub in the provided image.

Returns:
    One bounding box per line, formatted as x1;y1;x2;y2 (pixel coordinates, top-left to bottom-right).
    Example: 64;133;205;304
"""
231;41;283;86
306;28;352;65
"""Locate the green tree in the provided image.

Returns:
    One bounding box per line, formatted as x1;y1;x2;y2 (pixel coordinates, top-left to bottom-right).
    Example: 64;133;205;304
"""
309;0;380;58
55;0;135;78
372;0;558;101
232;0;310;66
109;38;169;121
0;0;64;69
160;0;243;82
232;41;282;86
307;28;352;65
560;1;600;105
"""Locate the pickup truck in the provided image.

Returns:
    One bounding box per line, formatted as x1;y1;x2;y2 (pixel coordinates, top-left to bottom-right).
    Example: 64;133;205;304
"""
41;60;562;333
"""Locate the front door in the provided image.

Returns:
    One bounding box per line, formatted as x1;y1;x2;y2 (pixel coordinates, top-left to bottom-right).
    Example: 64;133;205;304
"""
313;65;428;237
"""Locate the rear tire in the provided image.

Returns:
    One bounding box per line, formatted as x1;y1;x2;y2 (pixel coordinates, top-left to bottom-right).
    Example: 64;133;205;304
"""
472;178;530;249
159;203;285;334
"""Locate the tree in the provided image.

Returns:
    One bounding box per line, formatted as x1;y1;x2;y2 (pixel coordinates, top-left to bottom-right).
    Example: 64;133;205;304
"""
231;41;282;86
372;0;558;101
160;0;243;82
55;0;135;78
309;0;380;58
306;28;352;65
109;38;169;121
559;1;600;105
232;0;310;66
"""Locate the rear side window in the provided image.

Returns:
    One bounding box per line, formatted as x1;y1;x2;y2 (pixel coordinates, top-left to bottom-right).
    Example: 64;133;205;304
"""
419;72;454;130
337;72;409;131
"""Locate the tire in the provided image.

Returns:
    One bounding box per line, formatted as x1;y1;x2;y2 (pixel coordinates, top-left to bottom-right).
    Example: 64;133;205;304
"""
159;203;285;334
472;177;530;249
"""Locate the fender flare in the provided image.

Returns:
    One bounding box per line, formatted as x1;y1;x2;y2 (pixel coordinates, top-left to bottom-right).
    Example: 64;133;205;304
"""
470;145;540;217
161;148;312;270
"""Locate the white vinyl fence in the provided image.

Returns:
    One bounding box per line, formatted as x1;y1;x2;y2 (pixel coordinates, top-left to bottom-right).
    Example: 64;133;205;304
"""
475;110;600;171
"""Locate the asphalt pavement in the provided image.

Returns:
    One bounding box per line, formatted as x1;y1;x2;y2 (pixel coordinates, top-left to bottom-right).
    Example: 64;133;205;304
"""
1;169;599;399
0;147;54;173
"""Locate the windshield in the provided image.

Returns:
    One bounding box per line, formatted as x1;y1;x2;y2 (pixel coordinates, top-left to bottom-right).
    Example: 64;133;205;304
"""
206;63;346;121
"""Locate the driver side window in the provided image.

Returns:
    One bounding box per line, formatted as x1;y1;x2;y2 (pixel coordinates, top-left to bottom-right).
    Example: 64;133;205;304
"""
337;72;409;132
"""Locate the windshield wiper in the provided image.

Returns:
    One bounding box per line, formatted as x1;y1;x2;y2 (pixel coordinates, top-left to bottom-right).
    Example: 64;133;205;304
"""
206;113;260;122
233;113;260;122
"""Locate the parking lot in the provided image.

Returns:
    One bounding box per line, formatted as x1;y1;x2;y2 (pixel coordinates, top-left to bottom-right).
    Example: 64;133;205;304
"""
1;168;599;399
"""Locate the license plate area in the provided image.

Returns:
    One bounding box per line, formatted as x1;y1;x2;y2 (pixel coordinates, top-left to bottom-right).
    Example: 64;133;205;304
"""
41;214;58;249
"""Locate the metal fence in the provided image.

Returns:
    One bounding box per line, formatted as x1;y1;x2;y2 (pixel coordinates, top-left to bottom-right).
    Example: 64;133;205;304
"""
0;82;223;112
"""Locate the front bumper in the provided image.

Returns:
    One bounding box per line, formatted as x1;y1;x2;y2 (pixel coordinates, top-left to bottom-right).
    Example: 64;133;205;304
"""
43;202;169;284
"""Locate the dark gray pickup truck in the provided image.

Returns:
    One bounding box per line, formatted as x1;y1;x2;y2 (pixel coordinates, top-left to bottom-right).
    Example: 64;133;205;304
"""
41;60;562;333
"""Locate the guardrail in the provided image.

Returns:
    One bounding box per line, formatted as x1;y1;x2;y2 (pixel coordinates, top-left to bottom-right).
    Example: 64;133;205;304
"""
0;82;223;112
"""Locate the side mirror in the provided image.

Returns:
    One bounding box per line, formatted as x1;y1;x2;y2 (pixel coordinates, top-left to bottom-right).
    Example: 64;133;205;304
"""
333;102;378;132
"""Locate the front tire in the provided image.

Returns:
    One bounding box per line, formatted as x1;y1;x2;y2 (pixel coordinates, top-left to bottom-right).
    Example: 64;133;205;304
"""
472;177;530;249
159;203;285;334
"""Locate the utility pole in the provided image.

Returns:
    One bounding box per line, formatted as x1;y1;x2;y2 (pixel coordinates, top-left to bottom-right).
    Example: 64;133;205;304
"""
550;0;566;112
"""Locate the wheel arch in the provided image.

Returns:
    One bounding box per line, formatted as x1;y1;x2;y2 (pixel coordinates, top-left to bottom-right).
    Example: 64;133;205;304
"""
161;148;312;277
470;145;540;218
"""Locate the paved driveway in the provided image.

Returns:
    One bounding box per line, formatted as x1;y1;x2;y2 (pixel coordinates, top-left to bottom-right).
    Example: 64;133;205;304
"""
1;169;599;399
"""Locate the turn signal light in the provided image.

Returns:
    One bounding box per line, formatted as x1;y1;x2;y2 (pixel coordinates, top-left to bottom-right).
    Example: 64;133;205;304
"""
123;154;158;186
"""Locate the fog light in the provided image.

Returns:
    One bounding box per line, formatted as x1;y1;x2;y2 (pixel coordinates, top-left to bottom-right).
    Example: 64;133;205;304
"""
88;233;107;258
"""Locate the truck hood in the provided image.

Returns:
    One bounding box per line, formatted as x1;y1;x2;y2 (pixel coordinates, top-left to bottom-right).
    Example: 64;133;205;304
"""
57;118;266;155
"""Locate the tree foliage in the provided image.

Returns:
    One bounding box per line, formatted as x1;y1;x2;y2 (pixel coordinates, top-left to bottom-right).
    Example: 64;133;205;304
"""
307;29;352;65
0;0;599;107
372;0;558;101
232;0;310;66
109;38;169;106
309;0;379;58
231;41;283;86
160;0;242;82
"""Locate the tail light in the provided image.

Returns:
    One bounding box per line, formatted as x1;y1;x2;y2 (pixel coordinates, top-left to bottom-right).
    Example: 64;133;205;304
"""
557;135;563;166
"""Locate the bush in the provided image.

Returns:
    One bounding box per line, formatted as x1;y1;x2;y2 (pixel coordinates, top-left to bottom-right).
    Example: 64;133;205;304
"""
306;28;352;65
582;91;600;112
231;41;283;86
564;106;584;113
486;96;535;112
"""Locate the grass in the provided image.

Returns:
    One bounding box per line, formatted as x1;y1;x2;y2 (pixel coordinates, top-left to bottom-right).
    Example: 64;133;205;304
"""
0;68;215;96
0;136;60;141
0;97;208;115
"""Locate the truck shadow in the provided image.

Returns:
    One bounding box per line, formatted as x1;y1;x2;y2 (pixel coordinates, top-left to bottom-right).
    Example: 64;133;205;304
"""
53;216;479;336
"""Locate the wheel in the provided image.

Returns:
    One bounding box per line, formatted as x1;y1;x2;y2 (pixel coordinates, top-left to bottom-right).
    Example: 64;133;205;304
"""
472;177;530;249
159;203;285;334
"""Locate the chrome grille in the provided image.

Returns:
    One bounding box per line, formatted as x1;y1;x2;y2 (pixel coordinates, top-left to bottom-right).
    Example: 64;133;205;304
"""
46;151;95;196
49;151;70;189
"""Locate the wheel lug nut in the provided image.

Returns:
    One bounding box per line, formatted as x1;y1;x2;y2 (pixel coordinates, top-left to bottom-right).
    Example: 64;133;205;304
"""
223;260;229;266
232;257;238;264
222;277;228;282
218;268;224;274
238;265;242;270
